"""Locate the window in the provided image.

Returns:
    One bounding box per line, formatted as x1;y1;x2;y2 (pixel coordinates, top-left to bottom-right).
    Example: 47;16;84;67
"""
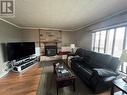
92;27;126;57
105;29;115;55
113;27;125;57
91;26;127;74
92;33;95;51
99;30;106;53
94;32;100;52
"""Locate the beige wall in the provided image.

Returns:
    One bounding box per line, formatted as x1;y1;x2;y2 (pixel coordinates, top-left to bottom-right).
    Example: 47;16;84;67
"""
0;20;23;77
62;31;76;46
21;29;39;47
21;29;39;42
76;29;92;50
0;45;6;73
0;21;22;43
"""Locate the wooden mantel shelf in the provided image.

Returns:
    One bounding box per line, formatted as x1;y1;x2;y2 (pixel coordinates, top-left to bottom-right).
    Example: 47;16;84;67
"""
40;41;62;43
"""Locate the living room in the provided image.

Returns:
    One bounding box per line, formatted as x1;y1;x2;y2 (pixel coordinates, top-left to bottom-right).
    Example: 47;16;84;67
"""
0;0;127;95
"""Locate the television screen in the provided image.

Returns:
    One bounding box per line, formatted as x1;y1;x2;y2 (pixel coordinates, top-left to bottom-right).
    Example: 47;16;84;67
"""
7;42;35;61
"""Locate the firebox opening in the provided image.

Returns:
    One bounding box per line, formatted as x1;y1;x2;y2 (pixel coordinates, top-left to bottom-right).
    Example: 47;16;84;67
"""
45;45;57;56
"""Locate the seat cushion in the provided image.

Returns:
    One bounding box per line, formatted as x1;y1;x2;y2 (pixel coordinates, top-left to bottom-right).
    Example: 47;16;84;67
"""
93;68;118;77
103;76;116;82
82;51;96;68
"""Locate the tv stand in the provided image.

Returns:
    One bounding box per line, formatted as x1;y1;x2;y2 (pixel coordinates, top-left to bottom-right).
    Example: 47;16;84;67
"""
12;55;39;72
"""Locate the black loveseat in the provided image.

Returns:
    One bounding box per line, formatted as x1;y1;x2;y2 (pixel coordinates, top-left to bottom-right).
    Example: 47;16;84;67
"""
71;48;121;93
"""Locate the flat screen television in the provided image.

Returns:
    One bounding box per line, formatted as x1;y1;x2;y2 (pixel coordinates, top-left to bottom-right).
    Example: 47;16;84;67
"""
7;42;35;61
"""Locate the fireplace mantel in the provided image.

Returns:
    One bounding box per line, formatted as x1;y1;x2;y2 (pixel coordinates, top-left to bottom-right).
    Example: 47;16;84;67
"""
42;41;61;43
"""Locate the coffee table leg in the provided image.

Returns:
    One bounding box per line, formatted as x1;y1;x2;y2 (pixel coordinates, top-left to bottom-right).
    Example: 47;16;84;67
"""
73;79;75;91
57;86;58;95
53;63;56;73
111;86;114;95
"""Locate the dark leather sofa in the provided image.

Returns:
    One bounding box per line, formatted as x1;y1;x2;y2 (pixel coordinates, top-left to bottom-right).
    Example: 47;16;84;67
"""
71;48;121;93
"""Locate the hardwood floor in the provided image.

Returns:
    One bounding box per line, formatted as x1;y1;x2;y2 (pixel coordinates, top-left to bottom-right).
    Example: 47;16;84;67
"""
0;63;42;95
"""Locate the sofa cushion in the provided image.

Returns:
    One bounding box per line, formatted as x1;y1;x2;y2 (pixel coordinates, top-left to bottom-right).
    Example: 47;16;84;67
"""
93;68;118;77
106;57;121;71
90;53;112;68
83;51;96;67
103;76;116;82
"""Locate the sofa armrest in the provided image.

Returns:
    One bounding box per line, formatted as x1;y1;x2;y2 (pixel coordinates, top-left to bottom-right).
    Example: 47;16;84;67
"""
71;57;84;62
93;68;119;77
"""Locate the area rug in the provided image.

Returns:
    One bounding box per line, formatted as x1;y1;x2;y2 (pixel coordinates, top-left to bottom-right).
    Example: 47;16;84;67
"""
41;59;63;67
37;63;110;95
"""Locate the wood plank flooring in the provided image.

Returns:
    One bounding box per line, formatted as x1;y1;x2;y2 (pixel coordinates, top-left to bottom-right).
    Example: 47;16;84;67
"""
0;63;42;95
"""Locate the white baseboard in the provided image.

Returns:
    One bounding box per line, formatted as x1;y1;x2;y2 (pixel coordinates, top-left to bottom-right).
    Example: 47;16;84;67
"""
0;71;9;78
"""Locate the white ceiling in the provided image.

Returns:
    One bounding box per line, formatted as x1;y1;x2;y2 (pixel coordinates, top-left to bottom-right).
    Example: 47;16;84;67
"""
3;0;127;31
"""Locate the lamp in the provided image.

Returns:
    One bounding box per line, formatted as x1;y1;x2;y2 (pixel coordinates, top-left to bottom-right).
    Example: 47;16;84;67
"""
70;44;75;53
120;50;127;74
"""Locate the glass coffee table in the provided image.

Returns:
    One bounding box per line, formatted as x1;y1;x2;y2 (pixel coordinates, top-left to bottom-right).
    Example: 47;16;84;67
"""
53;61;76;95
111;78;127;95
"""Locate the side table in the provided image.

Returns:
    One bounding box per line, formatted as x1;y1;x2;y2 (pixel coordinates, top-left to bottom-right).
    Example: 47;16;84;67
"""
66;53;76;67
